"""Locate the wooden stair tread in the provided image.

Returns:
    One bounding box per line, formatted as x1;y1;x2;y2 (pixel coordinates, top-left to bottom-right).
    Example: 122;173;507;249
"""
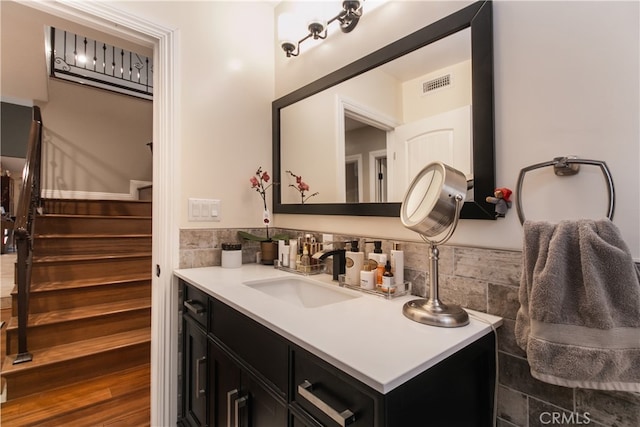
0;364;150;425
40;213;152;220
1;327;150;375
33;252;151;263
18;274;151;294
6;297;151;329
44;198;151;203
34;233;152;238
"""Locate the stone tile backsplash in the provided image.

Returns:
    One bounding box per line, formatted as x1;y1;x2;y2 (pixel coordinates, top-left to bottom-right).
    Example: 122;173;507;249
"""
179;227;640;427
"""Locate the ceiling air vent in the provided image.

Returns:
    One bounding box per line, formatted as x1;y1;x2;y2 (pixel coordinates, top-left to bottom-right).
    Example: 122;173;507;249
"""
422;74;452;95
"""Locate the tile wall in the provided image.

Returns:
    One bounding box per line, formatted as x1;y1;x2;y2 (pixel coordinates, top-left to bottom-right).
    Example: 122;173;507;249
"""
178;227;640;427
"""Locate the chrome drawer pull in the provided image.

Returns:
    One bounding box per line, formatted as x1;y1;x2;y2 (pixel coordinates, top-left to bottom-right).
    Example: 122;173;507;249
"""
298;380;355;426
184;299;205;315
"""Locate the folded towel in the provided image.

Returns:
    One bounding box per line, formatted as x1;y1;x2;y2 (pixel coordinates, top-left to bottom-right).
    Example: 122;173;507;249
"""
515;219;640;392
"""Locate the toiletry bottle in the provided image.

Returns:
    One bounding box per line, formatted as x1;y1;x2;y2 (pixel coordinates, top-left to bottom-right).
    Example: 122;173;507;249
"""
381;260;396;294
278;240;285;267
300;243;311;272
345;240;364;286
296;237;303;270
367;241;387;285
390;242;404;290
289;239;297;269
360;264;375;290
281;241;290;267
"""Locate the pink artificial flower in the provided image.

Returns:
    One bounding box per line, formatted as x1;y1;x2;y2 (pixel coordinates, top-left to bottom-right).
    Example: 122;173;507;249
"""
261;171;270;182
298;182;310;191
250;176;259;187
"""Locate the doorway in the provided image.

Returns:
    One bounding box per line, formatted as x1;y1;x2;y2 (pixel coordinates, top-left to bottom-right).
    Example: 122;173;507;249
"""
17;2;179;425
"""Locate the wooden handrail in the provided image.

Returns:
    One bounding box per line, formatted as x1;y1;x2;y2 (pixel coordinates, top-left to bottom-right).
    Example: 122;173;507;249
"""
12;105;43;365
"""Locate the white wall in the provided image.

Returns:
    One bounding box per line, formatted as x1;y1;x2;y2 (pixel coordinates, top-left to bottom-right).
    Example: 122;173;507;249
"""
109;1;275;230
274;1;640;260
1;1;154;196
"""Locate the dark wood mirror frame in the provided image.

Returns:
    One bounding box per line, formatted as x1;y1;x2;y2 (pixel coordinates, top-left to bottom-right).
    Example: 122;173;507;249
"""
273;0;494;219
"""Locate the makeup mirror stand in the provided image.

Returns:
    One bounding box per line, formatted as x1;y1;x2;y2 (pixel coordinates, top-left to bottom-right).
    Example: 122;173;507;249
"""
403;195;469;327
400;162;470;327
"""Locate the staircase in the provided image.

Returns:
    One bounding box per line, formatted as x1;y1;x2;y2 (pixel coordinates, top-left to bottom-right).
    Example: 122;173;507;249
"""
1;198;152;426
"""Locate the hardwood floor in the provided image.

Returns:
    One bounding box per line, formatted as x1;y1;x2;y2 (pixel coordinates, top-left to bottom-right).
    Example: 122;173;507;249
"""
0;364;150;426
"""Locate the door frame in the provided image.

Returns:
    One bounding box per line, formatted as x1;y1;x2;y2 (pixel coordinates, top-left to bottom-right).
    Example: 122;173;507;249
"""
21;1;180;425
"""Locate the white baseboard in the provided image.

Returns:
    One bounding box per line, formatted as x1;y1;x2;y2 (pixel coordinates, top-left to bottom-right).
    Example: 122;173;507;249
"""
42;180;152;201
130;180;153;198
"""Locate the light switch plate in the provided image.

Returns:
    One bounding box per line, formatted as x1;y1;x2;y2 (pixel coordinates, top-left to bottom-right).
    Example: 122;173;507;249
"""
189;198;221;222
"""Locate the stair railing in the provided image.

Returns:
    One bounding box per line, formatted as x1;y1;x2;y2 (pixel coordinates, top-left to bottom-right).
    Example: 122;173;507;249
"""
12;105;43;365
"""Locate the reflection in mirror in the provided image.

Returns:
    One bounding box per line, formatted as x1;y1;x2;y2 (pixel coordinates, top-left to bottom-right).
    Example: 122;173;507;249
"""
274;0;494;218
345;117;387;203
280;28;470;205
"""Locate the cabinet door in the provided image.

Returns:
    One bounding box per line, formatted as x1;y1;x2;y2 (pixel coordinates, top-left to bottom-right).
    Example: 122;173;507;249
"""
242;374;288;427
184;316;209;427
209;342;241;427
210;341;287;427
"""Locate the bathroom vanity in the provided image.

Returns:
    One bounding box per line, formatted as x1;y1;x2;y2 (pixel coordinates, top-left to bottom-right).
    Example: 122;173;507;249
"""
175;265;501;427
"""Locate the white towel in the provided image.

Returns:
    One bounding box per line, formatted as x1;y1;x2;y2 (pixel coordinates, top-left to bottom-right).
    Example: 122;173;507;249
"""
515;219;640;392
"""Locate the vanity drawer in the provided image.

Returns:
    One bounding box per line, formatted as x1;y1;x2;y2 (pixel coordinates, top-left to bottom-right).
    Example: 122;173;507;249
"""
183;283;209;328
292;348;378;427
210;299;289;398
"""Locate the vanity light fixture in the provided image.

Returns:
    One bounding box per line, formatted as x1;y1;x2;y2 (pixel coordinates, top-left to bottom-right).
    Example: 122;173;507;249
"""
400;162;470;327
280;0;363;58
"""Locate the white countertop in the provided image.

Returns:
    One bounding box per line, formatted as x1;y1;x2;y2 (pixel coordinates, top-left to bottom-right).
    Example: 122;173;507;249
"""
174;264;502;394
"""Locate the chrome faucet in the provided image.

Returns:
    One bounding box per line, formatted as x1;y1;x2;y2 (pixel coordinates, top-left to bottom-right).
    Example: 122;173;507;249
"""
312;247;347;281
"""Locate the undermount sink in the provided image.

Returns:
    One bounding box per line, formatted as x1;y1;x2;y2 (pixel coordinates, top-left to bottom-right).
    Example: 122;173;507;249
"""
243;276;361;308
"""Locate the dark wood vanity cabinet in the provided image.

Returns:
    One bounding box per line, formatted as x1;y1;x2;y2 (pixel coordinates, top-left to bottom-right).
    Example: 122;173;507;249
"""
182;285;210;426
180;281;496;427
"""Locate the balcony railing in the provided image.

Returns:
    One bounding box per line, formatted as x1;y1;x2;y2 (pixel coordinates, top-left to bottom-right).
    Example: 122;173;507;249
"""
48;27;153;100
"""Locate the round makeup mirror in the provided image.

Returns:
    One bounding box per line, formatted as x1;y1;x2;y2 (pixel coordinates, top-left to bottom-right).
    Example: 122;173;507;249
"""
400;162;470;327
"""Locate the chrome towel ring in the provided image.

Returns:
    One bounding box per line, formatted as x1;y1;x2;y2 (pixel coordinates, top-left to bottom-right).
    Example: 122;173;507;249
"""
515;156;615;225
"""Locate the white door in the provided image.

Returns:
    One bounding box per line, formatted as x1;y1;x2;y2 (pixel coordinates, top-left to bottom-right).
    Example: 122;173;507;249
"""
389;105;471;201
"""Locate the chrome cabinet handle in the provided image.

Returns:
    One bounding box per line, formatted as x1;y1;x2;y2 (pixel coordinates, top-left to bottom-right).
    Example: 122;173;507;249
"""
235;395;248;427
227;389;238;427
184;299;205;315
227;389;248;427
195;356;206;398
298;380;355;426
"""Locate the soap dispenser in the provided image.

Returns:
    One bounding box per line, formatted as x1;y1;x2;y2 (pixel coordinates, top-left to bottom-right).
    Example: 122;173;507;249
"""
344;240;364;286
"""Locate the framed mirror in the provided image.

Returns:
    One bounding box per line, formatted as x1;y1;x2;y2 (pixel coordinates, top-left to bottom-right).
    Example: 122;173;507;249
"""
273;0;494;218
